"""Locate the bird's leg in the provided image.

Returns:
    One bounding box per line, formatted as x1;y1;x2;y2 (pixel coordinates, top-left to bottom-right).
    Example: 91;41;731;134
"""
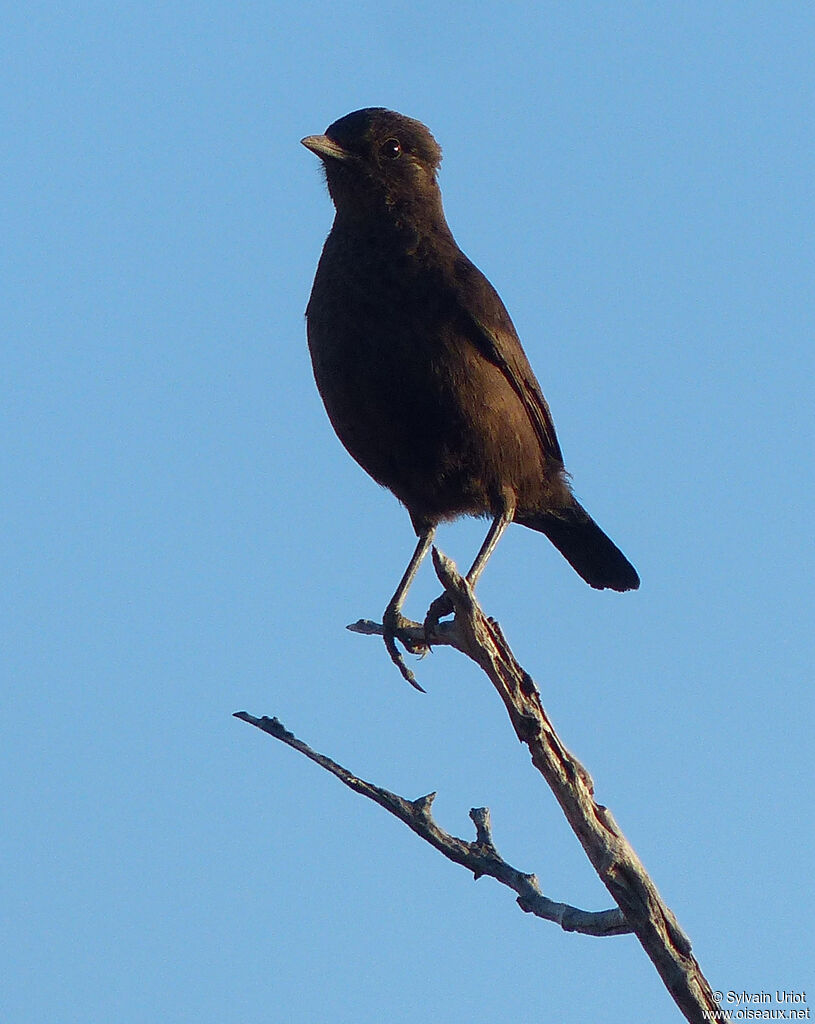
382;525;436;691
424;499;515;639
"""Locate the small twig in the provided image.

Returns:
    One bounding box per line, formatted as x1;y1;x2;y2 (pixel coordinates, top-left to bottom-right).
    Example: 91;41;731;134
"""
347;615;464;651
234;711;630;937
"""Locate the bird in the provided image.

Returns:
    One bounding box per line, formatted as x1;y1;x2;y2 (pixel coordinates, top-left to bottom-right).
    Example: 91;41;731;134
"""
302;108;639;688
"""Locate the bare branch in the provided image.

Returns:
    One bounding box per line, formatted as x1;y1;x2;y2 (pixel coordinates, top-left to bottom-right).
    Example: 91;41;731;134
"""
415;548;719;1024
237;547;720;1022
234;711;630;937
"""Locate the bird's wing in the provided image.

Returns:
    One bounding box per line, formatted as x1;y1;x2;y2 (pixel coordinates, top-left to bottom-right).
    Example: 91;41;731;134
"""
449;254;564;464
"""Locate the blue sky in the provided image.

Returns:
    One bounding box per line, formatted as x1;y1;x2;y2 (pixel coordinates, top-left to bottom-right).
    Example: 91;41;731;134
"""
3;3;813;1022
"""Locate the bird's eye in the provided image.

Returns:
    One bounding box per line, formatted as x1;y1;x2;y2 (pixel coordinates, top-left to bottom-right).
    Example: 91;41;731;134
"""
380;138;402;160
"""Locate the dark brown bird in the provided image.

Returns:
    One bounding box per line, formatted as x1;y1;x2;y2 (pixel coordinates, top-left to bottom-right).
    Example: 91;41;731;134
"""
303;108;638;688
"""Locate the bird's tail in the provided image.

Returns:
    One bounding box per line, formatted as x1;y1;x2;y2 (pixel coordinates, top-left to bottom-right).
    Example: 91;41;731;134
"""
518;500;640;592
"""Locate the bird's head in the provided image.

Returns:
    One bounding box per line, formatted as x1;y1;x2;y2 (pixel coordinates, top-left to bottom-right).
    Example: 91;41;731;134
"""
302;108;444;225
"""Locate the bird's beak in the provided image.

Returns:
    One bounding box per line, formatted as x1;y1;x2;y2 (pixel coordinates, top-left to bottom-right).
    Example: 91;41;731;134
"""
301;134;353;163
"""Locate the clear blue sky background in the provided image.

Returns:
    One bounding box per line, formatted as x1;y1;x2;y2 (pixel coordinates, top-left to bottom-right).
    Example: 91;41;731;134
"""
3;4;813;1022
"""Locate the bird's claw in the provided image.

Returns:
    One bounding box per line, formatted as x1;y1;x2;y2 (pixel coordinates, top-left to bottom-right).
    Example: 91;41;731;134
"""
382;608;428;692
423;592;454;645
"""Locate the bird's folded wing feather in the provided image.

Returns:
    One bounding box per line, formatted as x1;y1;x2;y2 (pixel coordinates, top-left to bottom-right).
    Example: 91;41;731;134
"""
449;255;564;464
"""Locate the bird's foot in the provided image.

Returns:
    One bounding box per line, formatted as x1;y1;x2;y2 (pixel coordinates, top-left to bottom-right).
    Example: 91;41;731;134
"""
423;592;454;645
382;606;428;692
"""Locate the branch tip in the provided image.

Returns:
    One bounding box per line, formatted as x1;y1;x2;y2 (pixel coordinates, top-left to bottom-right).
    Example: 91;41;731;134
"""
412;791;437;814
469;807;495;848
